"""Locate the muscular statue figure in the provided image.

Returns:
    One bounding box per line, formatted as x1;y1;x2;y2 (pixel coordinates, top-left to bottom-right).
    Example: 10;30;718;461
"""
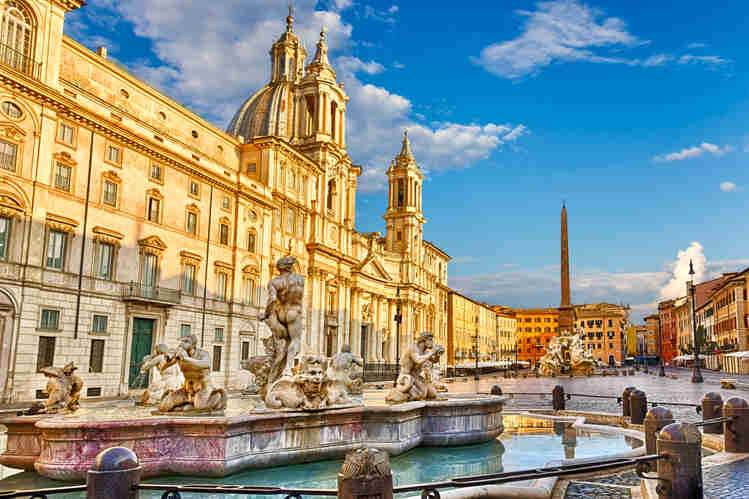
139;344;185;405
330;344;364;395
386;332;445;404
21;362;83;415
260;257;305;383
158;334;227;413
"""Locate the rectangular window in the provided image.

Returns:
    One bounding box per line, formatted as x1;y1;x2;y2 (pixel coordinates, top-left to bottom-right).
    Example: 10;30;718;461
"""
296;212;304;238
212;345;222;372
102;181;118;206
241;341;250;361
273;208;281;228
247;232;256;253
397;179;404;207
59;123;75;145
216;272;227;301
183;263;196;295
141;253;157;288
222;196;230;210
150;164;162;181
96;242;115;280
36;336;56;372
214;327;224;342
92;314;108;333
247;163;257;174
40;309;60;330
46;230;66;269
245;277;255;305
0;139;17;171
286;207;295;233
147;198;160;223
107;145;121;164
219;223;229;245
89;339;105;373
189;180;200;197
186;212;197;235
180;324;192;338
54;163;72;191
0;216;10;259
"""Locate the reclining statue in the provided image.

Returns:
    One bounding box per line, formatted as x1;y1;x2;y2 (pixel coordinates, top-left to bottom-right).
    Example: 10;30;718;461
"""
21;361;83;415
157;334;227;414
328;344;364;396
386;332;445;404
138;344;184;405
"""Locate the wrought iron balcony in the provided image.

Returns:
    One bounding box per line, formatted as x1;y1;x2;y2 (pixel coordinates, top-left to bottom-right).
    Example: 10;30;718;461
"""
121;282;180;305
0;43;41;80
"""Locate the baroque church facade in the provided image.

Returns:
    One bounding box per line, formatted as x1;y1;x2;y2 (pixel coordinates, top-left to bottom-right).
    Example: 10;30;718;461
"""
0;1;450;403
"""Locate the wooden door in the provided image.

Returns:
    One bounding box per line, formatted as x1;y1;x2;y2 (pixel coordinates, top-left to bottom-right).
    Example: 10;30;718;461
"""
128;318;154;388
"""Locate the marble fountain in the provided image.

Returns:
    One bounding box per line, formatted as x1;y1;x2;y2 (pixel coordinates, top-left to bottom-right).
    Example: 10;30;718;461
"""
0;258;505;482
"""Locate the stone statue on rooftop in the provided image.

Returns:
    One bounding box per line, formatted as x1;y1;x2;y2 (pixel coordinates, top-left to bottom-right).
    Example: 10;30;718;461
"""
386;332;445;404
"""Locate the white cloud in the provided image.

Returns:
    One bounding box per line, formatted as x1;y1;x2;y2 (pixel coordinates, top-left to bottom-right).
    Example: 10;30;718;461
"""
653;142;732;162
388;6;399;14
364;5;398;23
393;61;405;69
686;42;708;49
678;54;731;67
335;56;385;75
720;181;737;192
452;257;477;264
641;54;672;67
471;0;647;78
658;242;708;301
330;0;354;11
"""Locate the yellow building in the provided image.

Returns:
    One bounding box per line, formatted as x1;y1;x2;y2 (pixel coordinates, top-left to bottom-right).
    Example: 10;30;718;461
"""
0;2;452;403
513;308;559;368
447;292;497;366
644;314;659;356
574;303;629;366
491;305;517;364
625;326;637;358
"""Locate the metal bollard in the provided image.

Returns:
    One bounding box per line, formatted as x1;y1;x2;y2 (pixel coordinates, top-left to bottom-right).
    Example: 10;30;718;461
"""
552;385;565;411
644;407;674;455
622;386;636;417
701;392;723;435
490;385;502;396
723;397;749;453
656;423;702;498
87;447;141;499
338;448;394;499
630;389;647;425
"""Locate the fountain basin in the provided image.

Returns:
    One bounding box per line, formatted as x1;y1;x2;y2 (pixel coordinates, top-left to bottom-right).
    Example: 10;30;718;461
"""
0;394;505;481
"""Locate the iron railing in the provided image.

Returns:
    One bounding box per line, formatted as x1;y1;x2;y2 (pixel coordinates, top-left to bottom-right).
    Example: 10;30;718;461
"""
0;454;667;498
0;42;41;80
121;282;181;304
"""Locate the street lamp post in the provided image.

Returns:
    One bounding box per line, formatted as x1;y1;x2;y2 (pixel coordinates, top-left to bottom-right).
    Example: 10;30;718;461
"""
657;316;666;377
394;286;403;381
688;260;703;383
473;316;480;381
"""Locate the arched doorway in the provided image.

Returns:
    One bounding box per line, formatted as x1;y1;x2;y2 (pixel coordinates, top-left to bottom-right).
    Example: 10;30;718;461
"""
0;288;17;402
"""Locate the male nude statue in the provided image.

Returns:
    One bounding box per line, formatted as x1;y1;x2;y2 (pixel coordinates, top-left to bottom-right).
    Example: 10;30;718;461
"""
386;332;444;404
260;257;304;382
158;334;226;413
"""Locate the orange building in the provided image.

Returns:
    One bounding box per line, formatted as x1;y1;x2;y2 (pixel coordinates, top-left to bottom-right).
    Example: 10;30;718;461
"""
513;308;559;368
574;303;630;366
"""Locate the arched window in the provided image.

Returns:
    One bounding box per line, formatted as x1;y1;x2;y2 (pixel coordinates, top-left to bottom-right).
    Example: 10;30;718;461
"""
330;101;337;141
1;2;35;75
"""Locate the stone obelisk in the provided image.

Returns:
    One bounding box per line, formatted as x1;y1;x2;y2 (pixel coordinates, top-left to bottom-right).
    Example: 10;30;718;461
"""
559;202;574;334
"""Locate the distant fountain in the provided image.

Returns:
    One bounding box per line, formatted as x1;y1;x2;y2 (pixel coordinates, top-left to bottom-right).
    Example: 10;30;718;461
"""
538;331;596;376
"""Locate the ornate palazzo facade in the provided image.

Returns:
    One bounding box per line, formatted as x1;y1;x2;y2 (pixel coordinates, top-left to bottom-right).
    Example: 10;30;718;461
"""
0;2;449;403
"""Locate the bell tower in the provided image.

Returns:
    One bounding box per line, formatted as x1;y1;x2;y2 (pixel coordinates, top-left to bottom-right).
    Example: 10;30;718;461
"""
384;131;425;259
269;5;306;84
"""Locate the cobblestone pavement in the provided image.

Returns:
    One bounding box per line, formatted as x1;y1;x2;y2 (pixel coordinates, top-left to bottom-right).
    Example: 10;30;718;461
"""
443;372;749;422
704;459;749;499
563;481;632;498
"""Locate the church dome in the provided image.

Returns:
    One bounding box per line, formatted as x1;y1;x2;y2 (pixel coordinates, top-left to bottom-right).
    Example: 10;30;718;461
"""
226;83;292;142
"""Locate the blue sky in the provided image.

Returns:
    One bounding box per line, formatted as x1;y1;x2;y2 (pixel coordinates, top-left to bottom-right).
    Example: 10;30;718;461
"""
66;1;749;321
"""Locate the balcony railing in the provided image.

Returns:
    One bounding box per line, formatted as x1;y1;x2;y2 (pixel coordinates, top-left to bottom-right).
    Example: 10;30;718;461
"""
121;282;180;305
0;42;41;80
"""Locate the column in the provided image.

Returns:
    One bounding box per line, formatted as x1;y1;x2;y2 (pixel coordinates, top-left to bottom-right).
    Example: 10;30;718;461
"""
318;272;326;355
373;296;381;361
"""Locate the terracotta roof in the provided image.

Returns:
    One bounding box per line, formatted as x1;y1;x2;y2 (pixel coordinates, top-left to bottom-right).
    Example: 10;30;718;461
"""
694;275;733;309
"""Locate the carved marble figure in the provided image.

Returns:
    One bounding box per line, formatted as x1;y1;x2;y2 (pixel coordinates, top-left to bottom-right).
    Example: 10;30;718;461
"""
260;257;305;384
243;336;278;400
21;362;83;415
138;344;185;405
265;355;338;410
386;332;445;404
157;334;227;414
328;344;364;395
537;332;597;376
